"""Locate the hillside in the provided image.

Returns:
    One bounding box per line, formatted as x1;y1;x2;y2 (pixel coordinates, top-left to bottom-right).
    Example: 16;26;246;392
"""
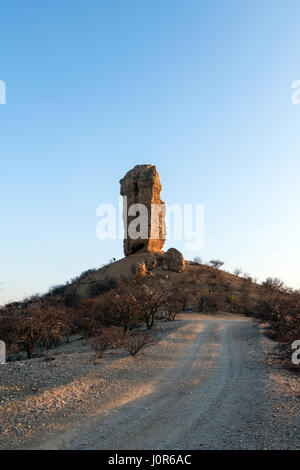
58;252;261;311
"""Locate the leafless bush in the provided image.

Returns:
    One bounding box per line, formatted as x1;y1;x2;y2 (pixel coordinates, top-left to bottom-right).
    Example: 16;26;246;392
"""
109;282;144;332
72;298;107;337
165;310;178;321
122;332;152;356
254;282;300;373
15;305;70;358
0;300;74;359
233;268;242;277
261;277;285;292
164;286;182;321
0;307;21;352
86;329;112;358
209;259;224;270
135;283;169;329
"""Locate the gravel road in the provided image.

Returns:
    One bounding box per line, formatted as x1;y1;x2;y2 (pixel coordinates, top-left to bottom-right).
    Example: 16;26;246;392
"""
37;314;299;450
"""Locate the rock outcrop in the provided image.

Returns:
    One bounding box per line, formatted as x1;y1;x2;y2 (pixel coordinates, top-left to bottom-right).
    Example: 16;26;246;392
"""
162;248;185;273
120;165;166;256
144;253;157;271
130;261;148;277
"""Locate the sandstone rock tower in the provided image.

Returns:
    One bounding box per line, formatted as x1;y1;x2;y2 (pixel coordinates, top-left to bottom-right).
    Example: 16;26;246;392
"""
120;164;166;256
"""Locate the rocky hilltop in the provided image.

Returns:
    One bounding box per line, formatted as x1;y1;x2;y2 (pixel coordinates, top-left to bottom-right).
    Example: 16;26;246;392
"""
62;165;188;299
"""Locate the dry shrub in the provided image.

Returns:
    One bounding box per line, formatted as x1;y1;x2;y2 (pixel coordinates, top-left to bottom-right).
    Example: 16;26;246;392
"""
164;285;182;321
0;307;20;346
86;326;125;358
165;310;178;321
72;298;107;337
122;332;152;356
14;304;70;358
253;280;300;373
165;300;181;321
0;300;73;359
107;281;144;332
254;287;300;341
86;329;111;358
135;283;169;329
279;343;300;373
77;281;144;335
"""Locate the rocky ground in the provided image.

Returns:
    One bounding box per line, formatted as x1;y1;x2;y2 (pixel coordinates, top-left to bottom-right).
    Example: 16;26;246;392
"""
0;313;299;450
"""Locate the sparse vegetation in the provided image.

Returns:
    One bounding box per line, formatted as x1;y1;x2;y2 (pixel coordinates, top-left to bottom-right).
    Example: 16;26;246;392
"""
87;278;116;298
164;288;181;321
0;303;71;359
233;268;242;277
137;284;169;329
122;332;152;356
251;277;300;372
1;260;298;375
86;328;113;358
209;259;224;270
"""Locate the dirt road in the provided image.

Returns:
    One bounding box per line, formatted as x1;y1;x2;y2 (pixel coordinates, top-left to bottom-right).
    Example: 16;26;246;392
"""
37;314;299;450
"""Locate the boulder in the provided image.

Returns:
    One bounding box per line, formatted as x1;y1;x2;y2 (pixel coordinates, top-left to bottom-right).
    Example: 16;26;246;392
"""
163;248;185;273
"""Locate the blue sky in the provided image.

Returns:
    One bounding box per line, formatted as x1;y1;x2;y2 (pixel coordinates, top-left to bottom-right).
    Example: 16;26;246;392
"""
1;0;300;302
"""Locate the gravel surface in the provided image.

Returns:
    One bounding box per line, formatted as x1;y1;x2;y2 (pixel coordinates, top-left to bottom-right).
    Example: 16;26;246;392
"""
0;313;299;450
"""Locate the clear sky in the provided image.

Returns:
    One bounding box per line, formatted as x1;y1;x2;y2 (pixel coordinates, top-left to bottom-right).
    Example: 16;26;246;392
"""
1;0;300;303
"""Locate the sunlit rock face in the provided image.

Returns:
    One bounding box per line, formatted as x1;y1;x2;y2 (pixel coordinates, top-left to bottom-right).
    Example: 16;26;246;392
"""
163;248;185;273
120;164;166;256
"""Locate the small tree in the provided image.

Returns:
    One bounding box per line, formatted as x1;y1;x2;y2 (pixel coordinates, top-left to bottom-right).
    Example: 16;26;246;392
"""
209;259;224;270
164;286;182;321
137;284;168;329
110;282;143;332
15;304;70;358
233;268;242;277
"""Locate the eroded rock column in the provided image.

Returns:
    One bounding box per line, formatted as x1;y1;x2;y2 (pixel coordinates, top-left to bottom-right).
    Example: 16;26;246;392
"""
120;164;166;256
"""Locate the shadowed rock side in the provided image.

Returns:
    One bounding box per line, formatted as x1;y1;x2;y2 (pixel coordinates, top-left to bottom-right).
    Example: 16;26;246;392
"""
120;164;166;256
